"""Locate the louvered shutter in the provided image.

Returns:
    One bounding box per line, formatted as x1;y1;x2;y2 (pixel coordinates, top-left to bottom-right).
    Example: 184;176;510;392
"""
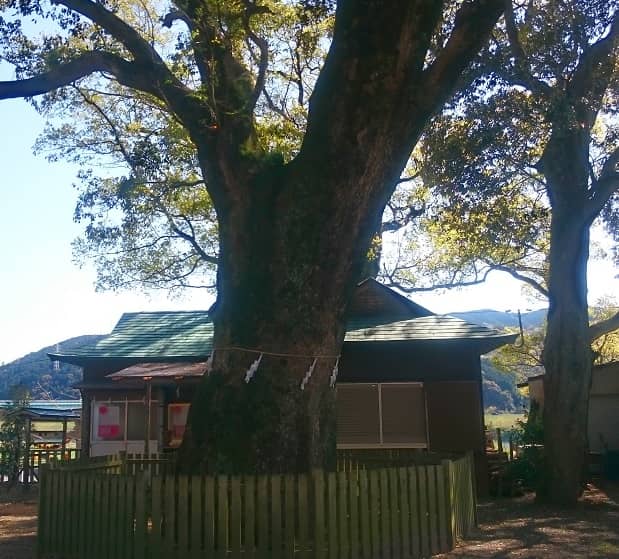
381;383;427;445
336;383;380;445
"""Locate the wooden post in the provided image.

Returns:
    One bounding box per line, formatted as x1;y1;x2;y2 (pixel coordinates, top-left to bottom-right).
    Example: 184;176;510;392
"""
61;418;68;458
80;391;92;459
496;428;503;453
144;381;152;457
24;416;32;486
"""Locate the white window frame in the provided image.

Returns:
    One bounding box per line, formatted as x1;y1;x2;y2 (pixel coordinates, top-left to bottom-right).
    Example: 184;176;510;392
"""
91;396;159;444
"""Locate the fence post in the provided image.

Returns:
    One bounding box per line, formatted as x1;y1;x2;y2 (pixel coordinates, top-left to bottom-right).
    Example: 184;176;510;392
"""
441;459;455;549
119;451;128;475
466;451;478;529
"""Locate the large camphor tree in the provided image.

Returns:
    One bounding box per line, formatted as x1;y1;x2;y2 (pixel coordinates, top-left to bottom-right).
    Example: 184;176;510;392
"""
0;0;503;473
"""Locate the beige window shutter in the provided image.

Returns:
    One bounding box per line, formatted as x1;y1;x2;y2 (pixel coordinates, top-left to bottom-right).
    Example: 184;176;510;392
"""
336;383;381;445
381;383;427;445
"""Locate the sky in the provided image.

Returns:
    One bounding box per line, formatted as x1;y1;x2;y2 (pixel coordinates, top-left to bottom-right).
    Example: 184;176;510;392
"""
0;79;617;364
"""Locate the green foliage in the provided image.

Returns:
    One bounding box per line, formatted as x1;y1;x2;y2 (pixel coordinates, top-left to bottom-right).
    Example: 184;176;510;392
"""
504;406;544;489
482;359;527;413
591;297;619;364
3;0;333;294
383;0;619;294
0;386;31;482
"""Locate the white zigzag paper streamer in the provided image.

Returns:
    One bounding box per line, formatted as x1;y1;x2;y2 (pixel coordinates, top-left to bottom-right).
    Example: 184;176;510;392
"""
205;351;214;374
244;353;263;383
329;357;339;388
300;358;318;391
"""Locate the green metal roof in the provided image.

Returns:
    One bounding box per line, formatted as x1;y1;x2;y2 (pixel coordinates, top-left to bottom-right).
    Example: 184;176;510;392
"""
50;311;515;364
50;311;214;362
344;315;516;343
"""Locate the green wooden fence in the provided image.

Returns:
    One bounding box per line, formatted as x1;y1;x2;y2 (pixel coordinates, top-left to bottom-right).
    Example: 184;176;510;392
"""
37;453;476;559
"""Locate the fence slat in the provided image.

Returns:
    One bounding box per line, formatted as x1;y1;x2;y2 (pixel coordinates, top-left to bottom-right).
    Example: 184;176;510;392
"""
327;472;337;559
284;475;295;558
297;474;309;559
408;466;421;559
204;476;216;555
428;465;440;555
389;468;401;559
338;471;349;559
380;469;391;559
369;471;380;559
191;476;202;559
164;475;176;558
244;476;256;559
313;470;326;559
436;461;450;553
349;471;360;559
257;475;269;559
134;474;148;559
230;476;242;558
218;476;230;559
418;466;430;559
359;470;370;559
271;475;282;559
178;475;190;554
398;467;411;559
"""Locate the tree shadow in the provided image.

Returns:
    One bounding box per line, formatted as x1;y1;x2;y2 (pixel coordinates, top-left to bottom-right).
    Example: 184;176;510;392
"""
442;483;619;558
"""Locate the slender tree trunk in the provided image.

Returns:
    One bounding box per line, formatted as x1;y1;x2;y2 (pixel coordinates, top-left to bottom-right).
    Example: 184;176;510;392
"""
539;135;593;505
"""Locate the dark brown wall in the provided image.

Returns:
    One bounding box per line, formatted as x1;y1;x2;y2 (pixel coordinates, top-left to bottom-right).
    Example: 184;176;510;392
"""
339;341;482;383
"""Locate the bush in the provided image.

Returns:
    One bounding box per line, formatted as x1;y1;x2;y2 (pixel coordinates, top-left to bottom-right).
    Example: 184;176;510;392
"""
504;405;544;489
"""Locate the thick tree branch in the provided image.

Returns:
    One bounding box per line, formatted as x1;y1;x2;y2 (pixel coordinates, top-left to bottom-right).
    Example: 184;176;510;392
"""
503;0;552;97
585;146;619;221
590;312;619;342
489;262;549;297
0;52;153;99
242;1;269;111
567;10;619;106
421;0;506;113
52;0;165;66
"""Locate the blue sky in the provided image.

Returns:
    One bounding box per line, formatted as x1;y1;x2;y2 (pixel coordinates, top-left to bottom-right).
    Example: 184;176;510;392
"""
0;78;617;364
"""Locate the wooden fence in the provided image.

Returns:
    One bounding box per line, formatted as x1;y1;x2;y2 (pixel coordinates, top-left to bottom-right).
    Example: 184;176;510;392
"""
0;448;80;484
37;453;476;559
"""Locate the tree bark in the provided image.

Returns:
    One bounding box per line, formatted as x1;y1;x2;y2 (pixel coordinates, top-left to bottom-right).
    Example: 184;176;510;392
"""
539;131;593;505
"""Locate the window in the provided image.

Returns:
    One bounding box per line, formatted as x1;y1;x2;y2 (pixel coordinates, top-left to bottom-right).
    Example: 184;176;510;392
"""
336;383;427;448
168;403;190;447
93;402;125;441
92;398;158;443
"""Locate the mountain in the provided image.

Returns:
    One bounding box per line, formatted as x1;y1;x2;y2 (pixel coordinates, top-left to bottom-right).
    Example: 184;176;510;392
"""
450;308;546;330
481;358;527;413
0;335;104;400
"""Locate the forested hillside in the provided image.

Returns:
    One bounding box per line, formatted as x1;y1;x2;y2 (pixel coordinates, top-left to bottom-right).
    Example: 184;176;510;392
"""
0;335;104;399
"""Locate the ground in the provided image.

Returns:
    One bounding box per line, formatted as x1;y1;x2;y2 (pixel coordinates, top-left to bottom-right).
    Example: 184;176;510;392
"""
0;500;37;559
0;483;618;558
439;482;619;558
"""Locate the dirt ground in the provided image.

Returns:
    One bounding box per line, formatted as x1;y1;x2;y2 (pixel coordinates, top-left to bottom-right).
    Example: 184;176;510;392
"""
439;482;619;558
0;500;37;559
1;483;619;559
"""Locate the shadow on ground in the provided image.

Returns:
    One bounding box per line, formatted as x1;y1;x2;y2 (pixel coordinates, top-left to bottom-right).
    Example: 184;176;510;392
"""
440;482;619;558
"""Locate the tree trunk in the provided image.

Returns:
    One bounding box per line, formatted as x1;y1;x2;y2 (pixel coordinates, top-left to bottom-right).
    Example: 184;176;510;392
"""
539;136;593;505
177;162;380;474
